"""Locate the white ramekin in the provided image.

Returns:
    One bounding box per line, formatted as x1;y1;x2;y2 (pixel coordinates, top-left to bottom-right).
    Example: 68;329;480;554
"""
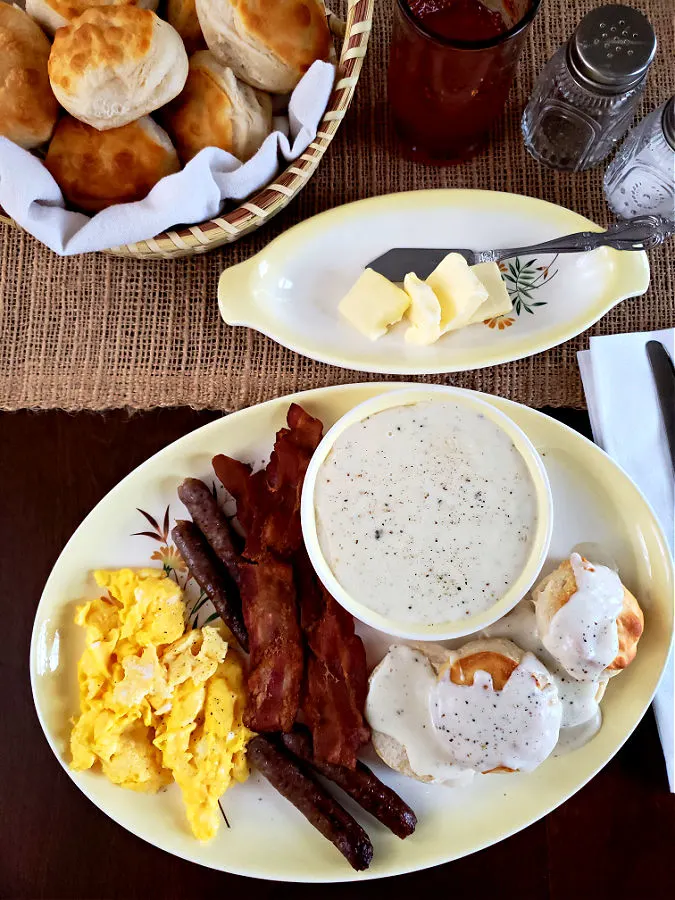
300;386;553;640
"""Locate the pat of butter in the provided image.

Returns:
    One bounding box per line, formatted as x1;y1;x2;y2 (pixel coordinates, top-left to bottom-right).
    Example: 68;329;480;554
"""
426;253;488;334
404;273;441;345
338;269;410;340
467;262;513;324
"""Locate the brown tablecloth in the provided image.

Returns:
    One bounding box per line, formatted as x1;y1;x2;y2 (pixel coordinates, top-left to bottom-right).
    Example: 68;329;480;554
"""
1;0;673;412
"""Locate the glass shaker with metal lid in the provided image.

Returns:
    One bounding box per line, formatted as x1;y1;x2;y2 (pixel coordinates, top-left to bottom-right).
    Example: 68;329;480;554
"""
604;96;675;220
522;5;657;171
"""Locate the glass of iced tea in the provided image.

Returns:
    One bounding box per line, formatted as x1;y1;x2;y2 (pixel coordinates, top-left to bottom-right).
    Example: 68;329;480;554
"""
388;0;542;164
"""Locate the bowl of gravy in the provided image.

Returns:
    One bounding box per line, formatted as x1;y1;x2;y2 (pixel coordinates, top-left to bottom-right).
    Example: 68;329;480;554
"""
301;386;553;640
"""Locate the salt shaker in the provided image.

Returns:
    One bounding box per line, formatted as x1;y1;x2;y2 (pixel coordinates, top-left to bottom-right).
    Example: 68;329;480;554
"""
604;97;675;220
522;5;657;172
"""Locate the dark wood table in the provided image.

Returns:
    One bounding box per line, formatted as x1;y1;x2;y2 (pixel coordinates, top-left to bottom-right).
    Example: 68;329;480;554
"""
2;408;672;900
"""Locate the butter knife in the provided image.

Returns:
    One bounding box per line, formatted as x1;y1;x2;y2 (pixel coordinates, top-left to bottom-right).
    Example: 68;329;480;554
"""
646;340;675;476
368;215;675;281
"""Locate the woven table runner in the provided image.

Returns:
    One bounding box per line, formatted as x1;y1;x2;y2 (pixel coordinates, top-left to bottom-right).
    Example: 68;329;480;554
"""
0;0;673;412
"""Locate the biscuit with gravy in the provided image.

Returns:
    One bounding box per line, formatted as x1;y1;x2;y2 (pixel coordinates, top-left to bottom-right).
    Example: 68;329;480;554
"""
369;644;452;785
369;639;561;782
434;638;548;773
532;554;643;680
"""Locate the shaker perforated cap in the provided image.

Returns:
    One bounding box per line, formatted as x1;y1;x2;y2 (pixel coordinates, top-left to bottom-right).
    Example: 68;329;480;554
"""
568;4;656;93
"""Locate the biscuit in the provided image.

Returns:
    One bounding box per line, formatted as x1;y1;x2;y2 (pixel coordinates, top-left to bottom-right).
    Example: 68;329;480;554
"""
48;7;188;130
45;114;180;211
195;0;331;92
25;0;159;36
369;639;558;781
532;555;644;678
163;50;272;163
167;0;206;54
0;4;59;149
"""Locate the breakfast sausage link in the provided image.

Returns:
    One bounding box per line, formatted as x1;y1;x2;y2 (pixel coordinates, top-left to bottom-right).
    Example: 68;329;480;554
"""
172;520;249;653
177;478;242;583
248;736;373;871
281;727;416;839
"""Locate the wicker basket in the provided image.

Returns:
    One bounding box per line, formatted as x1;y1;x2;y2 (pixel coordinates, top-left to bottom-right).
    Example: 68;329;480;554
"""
0;0;373;260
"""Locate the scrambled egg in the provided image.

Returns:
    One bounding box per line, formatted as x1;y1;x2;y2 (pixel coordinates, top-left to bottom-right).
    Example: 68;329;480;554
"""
70;568;252;841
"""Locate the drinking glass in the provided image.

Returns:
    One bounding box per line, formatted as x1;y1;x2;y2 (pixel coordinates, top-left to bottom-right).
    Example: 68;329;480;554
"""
388;0;542;164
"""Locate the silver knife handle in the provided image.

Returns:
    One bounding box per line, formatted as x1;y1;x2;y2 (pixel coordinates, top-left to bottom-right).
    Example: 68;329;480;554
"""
491;215;675;263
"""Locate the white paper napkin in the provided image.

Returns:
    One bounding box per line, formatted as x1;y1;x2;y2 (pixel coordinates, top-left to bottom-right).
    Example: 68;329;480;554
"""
0;60;335;256
579;329;675;791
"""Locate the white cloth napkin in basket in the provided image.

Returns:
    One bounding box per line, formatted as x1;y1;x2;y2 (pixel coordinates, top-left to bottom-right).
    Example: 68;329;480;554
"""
579;329;675;792
0;60;334;256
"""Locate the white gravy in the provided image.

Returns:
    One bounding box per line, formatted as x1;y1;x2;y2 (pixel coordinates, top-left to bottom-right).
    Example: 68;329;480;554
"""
570;543;619;573
543;553;624;681
315;401;538;625
366;644;561;780
553;710;602;756
483;600;607;750
366;646;475;784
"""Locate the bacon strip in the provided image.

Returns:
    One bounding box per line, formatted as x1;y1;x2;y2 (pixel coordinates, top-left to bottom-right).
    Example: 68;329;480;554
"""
239;556;303;733
211;404;368;763
210;456;264;540
295;549;370;769
267;404;324;492
212;403;323;561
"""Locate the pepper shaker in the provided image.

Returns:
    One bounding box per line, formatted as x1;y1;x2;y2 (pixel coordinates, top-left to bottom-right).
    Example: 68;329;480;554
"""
522;5;657;172
604;97;675;220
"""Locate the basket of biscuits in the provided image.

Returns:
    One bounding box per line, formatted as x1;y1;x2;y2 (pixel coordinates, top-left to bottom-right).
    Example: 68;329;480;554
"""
0;0;372;258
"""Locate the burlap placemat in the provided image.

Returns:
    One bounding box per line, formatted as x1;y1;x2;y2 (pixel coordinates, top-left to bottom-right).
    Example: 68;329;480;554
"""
0;0;673;412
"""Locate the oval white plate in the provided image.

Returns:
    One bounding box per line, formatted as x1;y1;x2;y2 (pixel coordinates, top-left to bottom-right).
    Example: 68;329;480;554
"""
218;191;650;375
31;384;672;882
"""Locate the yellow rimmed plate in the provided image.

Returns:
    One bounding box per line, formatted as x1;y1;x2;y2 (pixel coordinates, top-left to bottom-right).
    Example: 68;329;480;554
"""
31;384;672;882
218;191;649;374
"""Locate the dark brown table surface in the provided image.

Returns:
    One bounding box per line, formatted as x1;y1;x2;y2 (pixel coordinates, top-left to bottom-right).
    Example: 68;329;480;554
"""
2;407;673;900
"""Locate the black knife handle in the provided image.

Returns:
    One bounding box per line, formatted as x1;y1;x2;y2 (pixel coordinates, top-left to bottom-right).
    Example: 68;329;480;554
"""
646;340;675;477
